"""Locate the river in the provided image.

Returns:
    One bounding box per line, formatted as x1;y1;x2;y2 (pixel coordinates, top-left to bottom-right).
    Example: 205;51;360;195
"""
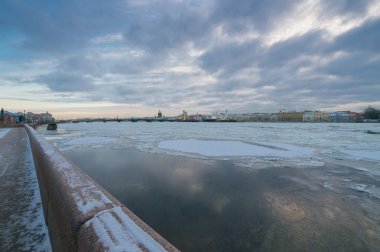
38;122;380;251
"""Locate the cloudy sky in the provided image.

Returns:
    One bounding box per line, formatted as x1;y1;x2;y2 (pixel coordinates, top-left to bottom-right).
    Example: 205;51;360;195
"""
1;0;380;118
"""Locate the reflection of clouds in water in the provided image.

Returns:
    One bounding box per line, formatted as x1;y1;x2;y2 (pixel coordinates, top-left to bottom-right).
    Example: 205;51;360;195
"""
63;146;380;251
212;196;231;214
265;192;307;222
189;183;203;194
172;167;205;195
280;175;321;191
168;162;232;214
173;167;195;180
170;160;216;194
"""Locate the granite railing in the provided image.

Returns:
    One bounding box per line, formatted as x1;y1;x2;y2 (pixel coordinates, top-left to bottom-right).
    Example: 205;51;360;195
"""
24;124;179;252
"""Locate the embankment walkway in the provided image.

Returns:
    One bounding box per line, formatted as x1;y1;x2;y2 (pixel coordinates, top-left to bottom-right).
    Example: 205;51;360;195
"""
0;128;51;251
1;126;179;251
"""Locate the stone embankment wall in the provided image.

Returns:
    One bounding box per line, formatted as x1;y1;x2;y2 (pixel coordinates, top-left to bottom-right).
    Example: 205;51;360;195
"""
24;124;179;252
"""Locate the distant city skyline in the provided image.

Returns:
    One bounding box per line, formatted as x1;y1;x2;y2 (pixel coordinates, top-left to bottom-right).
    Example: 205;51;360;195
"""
1;0;380;118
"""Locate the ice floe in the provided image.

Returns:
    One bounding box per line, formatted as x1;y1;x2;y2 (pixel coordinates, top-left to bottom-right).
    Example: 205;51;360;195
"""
158;139;314;158
350;183;380;199
37;121;380;166
343;150;380;161
63;136;117;148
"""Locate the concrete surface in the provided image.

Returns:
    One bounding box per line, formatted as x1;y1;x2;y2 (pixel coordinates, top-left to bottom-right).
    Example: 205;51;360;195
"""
0;128;51;251
24;124;179;252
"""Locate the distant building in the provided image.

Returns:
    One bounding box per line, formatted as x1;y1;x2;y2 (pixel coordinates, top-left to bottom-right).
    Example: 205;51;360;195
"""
228;113;278;122
3;111;19;125
201;114;212;120
157;110;162;118
212;110;228;121
350;112;363;122
336;111;351;122
328;111;352;122
303;111;314;122
269;113;278;121
40;112;53;123
178;110;188;121
328;112;337;122
314;111;328;121
252;113;271;121
303;111;328;122
187;113;203;122
25;111;54;123
278;111;304;121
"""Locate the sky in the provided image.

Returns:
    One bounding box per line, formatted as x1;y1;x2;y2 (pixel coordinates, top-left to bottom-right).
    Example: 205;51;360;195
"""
1;0;380;118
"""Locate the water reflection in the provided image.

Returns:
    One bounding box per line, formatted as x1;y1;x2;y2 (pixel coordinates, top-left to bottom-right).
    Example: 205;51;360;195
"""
66;147;379;251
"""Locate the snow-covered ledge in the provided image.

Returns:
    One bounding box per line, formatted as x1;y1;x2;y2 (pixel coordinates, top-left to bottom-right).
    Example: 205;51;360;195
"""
24;124;179;252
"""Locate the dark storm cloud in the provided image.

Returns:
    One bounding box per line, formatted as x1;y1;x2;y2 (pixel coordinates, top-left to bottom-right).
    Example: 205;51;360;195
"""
36;72;96;92
199;30;326;80
86;82;197;107
0;0;210;54
1;0;379;112
318;52;380;83
0;0;127;52
261;30;326;67
211;0;299;31
331;18;380;52
197;10;380;111
58;52;157;77
123;3;209;52
199;40;260;76
307;17;380;103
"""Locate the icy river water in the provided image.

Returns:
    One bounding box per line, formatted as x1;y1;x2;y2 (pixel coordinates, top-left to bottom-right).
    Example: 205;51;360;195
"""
38;122;380;251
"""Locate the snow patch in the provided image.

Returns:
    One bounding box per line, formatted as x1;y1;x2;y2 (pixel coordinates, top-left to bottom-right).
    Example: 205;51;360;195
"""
0;128;11;139
23;129;51;251
158;139;314;158
73;185;113;214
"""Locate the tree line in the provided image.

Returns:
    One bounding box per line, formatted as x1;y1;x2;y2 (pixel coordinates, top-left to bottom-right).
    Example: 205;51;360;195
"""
363;106;380;119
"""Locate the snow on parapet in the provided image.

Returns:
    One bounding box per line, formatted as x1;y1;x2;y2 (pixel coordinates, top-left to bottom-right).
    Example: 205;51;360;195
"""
24;124;178;251
83;207;168;252
72;184;113;214
25;124;113;215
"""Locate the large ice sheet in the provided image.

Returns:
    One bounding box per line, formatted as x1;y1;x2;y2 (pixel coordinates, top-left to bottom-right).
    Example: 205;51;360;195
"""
159;139;314;158
38;122;380;164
